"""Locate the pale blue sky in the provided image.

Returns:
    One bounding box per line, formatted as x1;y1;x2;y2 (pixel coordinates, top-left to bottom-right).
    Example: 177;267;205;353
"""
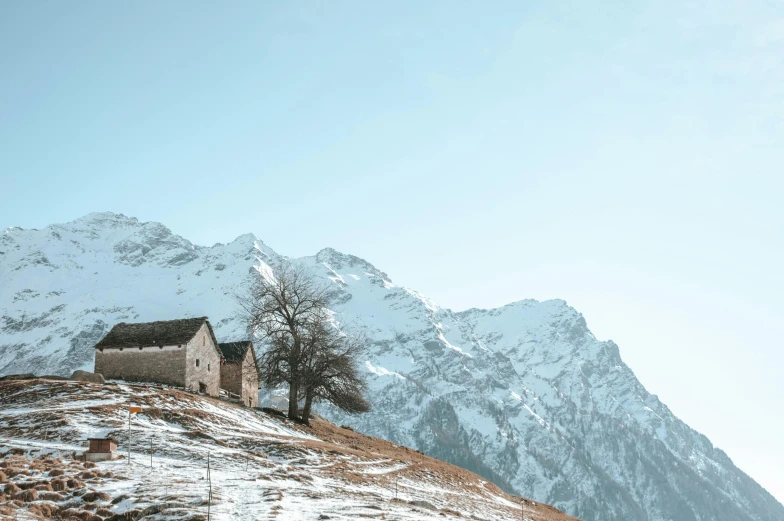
1;0;783;502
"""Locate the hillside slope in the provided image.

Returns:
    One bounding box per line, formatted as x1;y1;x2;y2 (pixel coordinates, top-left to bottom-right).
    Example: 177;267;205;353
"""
1;212;782;521
0;379;575;521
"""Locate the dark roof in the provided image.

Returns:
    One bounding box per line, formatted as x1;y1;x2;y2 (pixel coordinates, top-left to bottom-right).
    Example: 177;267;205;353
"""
95;317;215;349
218;341;253;364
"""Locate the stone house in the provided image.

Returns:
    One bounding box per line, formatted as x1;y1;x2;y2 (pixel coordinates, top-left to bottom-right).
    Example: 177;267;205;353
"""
218;341;259;408
94;317;222;396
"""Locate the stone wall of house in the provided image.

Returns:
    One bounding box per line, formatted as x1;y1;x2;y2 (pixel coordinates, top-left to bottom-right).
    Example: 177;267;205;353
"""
241;348;259;407
94;344;186;387
220;362;242;396
219;348;259;407
184;324;221;396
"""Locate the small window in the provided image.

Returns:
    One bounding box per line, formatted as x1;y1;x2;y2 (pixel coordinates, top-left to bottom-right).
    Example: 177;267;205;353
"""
196;359;200;367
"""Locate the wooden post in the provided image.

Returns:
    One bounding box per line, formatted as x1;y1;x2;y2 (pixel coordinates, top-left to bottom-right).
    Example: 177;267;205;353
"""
207;452;212;521
127;406;142;466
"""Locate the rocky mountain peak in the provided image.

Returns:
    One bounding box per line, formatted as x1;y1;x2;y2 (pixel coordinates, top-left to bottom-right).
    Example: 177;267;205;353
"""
72;211;140;226
314;247;390;281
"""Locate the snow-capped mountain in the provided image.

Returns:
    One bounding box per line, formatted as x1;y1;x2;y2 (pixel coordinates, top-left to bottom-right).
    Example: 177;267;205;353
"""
1;212;782;521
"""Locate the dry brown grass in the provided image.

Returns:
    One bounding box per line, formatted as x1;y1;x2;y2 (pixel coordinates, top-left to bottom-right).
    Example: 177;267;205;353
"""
14;488;38;502
279;416;581;521
95;506;115;517
143;406;163;419
59;507;80;518
82;490;111;502
104;508;142;520
69;510;104;521
28;501;60;517
4;467;27;478
4;482;21;495
67;477;86;488
39;490;65;501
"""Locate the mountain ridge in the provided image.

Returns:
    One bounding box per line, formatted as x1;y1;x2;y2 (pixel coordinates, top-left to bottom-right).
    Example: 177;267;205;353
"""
1;212;782;521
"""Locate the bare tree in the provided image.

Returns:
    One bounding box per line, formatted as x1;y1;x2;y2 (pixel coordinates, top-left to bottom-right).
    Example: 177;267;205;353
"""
239;264;329;420
240;263;370;424
298;312;370;424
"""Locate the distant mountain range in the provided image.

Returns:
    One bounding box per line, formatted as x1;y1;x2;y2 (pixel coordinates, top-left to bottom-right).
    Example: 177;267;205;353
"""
2;212;782;521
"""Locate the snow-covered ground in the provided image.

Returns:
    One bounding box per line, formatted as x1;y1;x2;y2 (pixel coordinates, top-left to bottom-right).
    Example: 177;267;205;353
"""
0;379;574;521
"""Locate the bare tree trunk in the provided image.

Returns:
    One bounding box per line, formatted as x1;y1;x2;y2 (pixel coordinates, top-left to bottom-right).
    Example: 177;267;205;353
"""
301;390;314;426
288;379;299;420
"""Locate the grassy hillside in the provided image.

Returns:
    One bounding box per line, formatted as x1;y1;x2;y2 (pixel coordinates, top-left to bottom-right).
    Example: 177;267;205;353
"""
0;379;578;521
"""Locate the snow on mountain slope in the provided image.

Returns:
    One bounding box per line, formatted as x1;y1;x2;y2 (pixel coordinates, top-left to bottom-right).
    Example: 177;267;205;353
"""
1;212;782;521
1;379;572;521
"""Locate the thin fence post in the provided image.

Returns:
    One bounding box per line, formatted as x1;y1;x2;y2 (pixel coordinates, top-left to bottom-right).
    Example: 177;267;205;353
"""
128;409;131;466
207;452;212;521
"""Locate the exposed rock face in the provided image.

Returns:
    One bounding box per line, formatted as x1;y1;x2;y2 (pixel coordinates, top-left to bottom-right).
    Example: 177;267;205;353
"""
1;212;783;521
69;370;105;384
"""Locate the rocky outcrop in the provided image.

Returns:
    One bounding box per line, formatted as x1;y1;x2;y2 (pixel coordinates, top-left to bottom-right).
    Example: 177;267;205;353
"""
69;370;105;384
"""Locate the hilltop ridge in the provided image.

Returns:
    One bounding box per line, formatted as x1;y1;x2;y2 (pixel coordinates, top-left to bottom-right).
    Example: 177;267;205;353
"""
0;378;576;521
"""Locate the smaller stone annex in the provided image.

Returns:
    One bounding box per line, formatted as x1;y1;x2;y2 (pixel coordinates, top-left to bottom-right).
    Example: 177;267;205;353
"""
218;341;259;408
94;317;223;396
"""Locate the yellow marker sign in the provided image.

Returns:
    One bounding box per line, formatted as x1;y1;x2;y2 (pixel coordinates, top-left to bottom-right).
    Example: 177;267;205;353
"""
129;406;142;414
